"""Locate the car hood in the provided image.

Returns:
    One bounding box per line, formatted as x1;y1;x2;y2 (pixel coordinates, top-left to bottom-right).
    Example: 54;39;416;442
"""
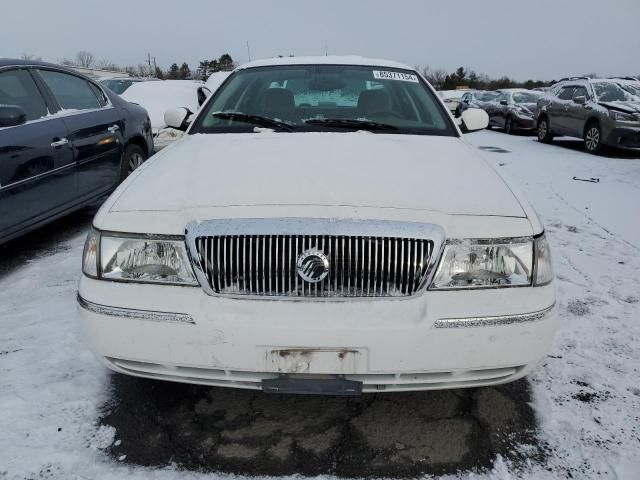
110;132;525;217
599;101;640;114
518;102;539;115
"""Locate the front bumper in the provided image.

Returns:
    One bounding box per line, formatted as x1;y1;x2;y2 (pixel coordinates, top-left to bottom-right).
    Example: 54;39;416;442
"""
605;126;640;149
77;276;558;392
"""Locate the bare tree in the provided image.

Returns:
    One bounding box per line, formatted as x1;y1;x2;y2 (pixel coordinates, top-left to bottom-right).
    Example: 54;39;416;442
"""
420;65;448;89
75;51;95;69
21;53;42;61
96;59;120;71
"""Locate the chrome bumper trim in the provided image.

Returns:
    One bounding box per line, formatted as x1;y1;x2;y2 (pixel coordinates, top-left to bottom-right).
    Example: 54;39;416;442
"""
434;302;555;328
77;294;195;324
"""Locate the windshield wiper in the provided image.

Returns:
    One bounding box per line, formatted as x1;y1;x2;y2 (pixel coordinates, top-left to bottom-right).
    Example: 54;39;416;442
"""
304;118;398;132
212;112;294;132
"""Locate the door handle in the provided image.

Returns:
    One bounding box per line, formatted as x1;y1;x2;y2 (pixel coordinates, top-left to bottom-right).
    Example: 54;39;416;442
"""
108;125;120;133
51;138;69;148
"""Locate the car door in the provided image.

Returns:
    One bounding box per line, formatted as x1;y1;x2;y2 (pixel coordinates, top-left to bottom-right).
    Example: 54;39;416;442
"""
550;86;576;134
34;68;124;202
492;92;509;127
566;86;592;137
0;68;76;242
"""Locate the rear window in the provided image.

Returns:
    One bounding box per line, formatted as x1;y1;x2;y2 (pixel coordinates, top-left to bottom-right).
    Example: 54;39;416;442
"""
38;69;102;111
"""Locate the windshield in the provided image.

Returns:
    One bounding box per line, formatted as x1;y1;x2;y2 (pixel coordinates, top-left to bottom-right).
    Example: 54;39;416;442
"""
593;82;637;102
191;65;455;136
512;92;541;104
100;79;135;94
620;83;640;98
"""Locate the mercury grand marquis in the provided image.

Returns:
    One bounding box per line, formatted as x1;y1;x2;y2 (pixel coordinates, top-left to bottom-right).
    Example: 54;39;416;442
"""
78;56;557;395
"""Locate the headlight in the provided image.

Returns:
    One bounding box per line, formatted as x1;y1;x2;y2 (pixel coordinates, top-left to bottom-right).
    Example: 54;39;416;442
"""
515;106;533;117
533;235;554;286
82;228;99;278
81;229;197;285
430;235;553;290
609;109;636;122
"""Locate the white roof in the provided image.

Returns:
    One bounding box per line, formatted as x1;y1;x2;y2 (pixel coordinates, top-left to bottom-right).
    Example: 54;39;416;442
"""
237;55;414;71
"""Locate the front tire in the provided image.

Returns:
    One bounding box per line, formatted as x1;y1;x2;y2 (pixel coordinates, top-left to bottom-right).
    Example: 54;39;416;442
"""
537;117;553;143
584;122;603;154
120;144;147;181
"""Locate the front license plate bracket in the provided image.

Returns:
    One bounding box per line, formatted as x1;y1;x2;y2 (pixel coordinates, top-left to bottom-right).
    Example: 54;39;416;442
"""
262;375;362;396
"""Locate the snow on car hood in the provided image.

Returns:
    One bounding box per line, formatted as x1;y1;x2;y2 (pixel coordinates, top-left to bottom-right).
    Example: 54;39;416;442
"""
110;132;525;217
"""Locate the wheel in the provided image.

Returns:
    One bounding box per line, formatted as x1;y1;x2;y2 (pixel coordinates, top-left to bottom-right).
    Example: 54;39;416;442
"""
584;121;602;154
120;144;147;181
537;117;554;143
504;116;513;135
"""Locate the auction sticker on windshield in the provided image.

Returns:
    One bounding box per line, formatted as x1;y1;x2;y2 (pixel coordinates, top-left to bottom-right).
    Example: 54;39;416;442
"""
373;70;419;83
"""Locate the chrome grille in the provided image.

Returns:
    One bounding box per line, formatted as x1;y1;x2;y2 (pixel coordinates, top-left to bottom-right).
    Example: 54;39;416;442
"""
194;234;434;297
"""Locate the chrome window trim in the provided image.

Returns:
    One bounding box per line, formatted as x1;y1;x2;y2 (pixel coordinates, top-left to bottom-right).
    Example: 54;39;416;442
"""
77;294;195;324
185;218;446;301
434;302;555;328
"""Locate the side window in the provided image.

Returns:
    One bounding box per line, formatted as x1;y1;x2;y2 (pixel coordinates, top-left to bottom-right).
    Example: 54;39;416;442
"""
0;69;48;121
557;87;575;100
573;86;589;100
89;82;108;107
37;70;102;111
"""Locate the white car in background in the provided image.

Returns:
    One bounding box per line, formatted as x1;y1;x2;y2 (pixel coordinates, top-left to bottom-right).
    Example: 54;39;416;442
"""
78;56;557;395
122;80;211;150
437;89;468;115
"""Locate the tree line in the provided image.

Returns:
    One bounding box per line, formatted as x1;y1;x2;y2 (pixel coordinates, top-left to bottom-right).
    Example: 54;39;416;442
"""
420;65;553;91
25;51;235;81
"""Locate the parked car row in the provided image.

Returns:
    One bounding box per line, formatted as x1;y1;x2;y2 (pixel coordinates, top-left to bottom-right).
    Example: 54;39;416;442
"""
537;77;640;153
447;76;640;153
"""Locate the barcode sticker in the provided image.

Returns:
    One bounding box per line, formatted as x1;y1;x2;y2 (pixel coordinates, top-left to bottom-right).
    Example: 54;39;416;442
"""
372;70;419;83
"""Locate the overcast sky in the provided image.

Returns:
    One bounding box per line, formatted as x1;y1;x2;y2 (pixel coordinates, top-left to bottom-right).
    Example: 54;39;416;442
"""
1;0;638;80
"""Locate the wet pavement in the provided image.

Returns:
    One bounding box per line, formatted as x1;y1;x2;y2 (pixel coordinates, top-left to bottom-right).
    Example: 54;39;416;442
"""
101;374;542;477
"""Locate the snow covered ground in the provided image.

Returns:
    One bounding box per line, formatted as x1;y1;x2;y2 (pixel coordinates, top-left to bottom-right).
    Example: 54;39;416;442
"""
0;131;639;479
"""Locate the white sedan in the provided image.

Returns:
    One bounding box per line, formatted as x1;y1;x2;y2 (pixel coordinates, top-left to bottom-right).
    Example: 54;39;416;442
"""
78;56;557;395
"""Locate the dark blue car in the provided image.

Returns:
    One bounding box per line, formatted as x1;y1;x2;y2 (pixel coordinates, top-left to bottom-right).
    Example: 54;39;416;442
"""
0;59;153;245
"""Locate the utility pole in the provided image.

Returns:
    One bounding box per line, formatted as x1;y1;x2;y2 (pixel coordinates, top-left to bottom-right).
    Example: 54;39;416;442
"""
147;53;152;76
246;41;252;62
324;44;328;56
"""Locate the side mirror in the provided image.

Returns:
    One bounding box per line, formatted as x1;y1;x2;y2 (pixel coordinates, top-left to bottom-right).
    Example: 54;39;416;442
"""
500;100;508;106
164;107;192;131
573;96;586;105
0;105;27;128
459;108;489;134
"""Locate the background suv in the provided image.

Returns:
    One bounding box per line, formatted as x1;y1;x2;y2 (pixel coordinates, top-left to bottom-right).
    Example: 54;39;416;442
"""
537;77;640;153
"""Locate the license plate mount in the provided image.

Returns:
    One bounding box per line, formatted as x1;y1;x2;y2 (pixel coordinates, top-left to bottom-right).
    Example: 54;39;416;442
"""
262;375;363;396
